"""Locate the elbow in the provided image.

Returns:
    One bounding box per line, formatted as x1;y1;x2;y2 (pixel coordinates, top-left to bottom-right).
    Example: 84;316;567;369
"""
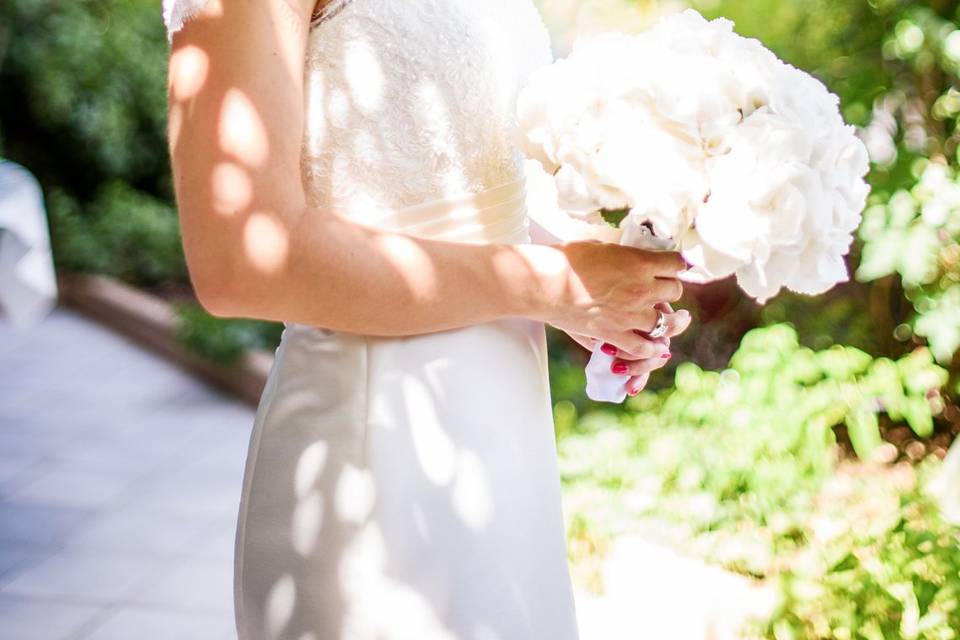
188;254;289;322
178;204;296;320
187;257;263;320
190;267;244;319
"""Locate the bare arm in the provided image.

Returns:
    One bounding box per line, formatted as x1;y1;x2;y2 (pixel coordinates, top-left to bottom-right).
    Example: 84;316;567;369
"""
166;0;684;350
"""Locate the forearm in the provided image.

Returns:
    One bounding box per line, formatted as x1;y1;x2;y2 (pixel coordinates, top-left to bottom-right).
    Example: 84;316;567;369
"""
201;204;571;336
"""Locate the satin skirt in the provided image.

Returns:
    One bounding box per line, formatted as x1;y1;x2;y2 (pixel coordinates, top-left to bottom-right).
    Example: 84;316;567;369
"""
232;180;581;639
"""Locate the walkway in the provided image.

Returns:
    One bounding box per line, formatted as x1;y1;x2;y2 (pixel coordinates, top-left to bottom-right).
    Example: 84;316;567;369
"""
0;308;250;639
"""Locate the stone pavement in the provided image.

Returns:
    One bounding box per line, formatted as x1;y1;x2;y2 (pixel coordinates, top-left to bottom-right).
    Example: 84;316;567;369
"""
0;308;251;639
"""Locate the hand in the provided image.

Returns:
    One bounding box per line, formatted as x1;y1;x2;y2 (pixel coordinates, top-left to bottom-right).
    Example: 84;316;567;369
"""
542;240;686;359
564;302;692;396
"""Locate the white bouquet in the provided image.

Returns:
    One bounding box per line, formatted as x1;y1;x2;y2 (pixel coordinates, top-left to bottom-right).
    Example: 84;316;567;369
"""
517;9;871;403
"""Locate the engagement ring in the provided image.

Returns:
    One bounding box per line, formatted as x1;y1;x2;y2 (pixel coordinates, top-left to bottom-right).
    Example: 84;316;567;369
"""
645;309;668;339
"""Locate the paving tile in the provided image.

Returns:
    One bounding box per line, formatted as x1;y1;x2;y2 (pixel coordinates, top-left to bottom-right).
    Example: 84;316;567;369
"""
134;556;234;613
5;466;144;510
0;452;45;488
0;593;106;640
0;543;55;587
185;517;238;561
49;425;193;476
0;502;95;547
0;307;255;639
0;549;165;602
64;506;213;557
132;462;244;520
78;604;233;640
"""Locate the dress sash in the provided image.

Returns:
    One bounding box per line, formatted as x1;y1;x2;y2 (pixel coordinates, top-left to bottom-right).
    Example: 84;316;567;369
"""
365;179;530;245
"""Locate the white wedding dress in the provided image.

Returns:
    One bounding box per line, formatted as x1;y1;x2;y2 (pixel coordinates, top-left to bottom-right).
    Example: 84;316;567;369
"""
164;1;580;638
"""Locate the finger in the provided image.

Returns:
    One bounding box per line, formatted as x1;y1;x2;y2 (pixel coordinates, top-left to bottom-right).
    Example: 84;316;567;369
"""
604;330;671;359
642;250;688;276
626;372;650;397
610;353;672;376
601;334;670;361
655;302;692;338
633;308;690;339
632;308;689;340
647;276;684;303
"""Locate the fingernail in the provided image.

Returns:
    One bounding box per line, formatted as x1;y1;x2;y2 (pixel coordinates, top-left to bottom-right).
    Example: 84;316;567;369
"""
660;352;672;359
628;386;641;397
600;343;617;356
611;362;628;375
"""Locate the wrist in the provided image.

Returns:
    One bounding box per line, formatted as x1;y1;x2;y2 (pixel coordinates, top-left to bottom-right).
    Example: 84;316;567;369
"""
506;242;570;322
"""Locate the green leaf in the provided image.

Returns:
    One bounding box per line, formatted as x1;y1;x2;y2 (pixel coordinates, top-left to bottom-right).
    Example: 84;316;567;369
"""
830;552;860;572
845;407;882;461
899;225;941;285
914;286;960;363
856;231;902;281
902;396;934;437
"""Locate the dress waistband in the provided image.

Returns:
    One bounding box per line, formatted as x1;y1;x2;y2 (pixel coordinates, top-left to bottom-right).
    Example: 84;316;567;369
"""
364;178;530;245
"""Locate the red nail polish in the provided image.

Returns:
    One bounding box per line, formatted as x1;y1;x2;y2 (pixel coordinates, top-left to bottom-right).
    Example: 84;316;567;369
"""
660;353;672;359
600;343;617;356
611;362;628;375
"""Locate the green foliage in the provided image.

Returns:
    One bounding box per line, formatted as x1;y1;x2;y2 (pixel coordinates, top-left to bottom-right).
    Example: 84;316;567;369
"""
559;325;950;578
47;181;186;286
0;0;171;194
857;162;960;364
175;304;284;365
762;468;960;640
654;325;945;464
0;0;186;289
0;0;284;361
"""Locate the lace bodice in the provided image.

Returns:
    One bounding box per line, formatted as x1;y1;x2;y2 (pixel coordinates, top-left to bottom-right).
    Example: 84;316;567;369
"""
163;0;553;226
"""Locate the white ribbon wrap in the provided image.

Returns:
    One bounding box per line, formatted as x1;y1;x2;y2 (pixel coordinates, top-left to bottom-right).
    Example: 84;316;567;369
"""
585;216;677;403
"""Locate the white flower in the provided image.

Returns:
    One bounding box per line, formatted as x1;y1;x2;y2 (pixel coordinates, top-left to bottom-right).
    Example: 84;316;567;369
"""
516;8;871;303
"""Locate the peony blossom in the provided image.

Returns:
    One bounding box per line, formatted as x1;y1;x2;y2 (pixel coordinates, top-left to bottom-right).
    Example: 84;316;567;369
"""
517;8;871;305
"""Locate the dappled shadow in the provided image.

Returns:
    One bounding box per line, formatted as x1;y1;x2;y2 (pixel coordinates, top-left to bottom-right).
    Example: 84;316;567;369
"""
166;1;581;638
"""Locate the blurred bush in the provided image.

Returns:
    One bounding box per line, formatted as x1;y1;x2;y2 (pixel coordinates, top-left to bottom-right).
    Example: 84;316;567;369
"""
48;182;186;285
559;324;949;564
175;303;284;364
559;324;953;637
0;0;282;359
763;471;960;640
0;0;170;194
858;161;960;365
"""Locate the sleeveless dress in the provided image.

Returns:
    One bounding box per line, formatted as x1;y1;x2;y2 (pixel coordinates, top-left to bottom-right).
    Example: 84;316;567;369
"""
163;2;580;638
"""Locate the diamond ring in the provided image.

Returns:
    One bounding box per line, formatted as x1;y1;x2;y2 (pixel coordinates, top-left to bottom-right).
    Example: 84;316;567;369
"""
644;308;668;339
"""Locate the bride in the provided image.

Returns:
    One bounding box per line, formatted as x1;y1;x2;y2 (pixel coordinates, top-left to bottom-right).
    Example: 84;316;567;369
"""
164;0;691;637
